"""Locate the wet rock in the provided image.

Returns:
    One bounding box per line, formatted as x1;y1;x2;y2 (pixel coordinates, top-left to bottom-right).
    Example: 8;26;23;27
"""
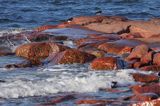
98;42;132;55
131;93;159;101
120;33;142;39
26;32;67;42
132;62;143;68
48;49;96;64
131;83;160;95
5;61;40;68
131;98;160;106
140;65;160;71
42;95;75;105
87;33;120;40
126;44;149;61
15;42;69;63
153;53;160;65
79;47;105;58
0;46;14;56
35;22;71;32
42;27;100;40
85;22;130;34
140;51;155;65
75;36;109;47
101;16;128;24
129;24;160;38
132;73;159;83
76;99;106;105
90;57;118;70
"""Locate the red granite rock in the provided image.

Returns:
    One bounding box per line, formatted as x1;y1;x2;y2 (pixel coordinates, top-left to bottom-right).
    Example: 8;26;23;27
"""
140;51;154;65
132;73;159;83
69;15;107;25
79;47;105;58
42;95;75;105
131;83;160;95
140;65;160;71
98;42;132;55
131;98;160;106
120;33;142;39
49;49;96;64
90;57;117;70
76;99;106;105
35;22;70;32
126;44;149;61
75;36;109;47
153;53;160;65
15;42;69;63
132;62;143;68
35;25;59;32
131;93;159;101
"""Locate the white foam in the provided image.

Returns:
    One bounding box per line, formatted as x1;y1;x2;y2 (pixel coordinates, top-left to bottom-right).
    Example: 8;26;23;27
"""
0;28;27;37
0;67;136;99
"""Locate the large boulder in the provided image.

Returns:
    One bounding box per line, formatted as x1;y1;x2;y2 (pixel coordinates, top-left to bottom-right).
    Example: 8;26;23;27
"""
15;42;69;63
48;49;96;64
131;83;160;95
132;73;159;83
90;57;124;70
126;44;149;61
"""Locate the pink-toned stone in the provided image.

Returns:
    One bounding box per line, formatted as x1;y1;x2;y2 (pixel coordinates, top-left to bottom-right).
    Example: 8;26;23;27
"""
153;53;160;65
90;57;117;70
132;73;159;83
15;42;69;63
131;83;160;95
126;44;149;61
49;49;96;64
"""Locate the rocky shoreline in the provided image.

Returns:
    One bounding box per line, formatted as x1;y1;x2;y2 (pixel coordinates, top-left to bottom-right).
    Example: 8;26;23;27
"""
0;15;160;106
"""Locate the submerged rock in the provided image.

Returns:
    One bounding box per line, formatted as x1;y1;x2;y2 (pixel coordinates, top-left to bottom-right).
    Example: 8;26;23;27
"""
0;46;14;56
